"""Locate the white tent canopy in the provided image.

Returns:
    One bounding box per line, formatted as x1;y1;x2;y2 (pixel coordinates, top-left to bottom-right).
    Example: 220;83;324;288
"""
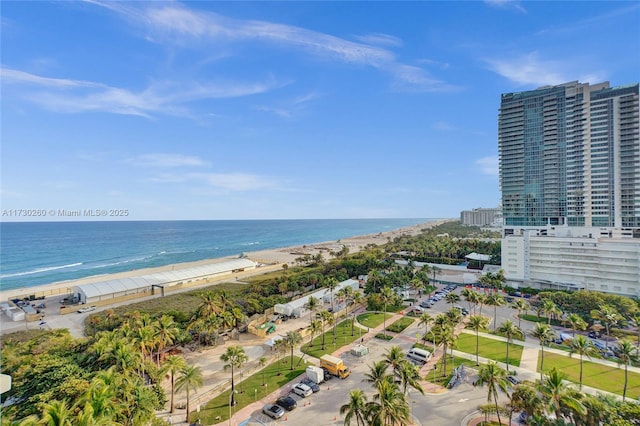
74;258;256;303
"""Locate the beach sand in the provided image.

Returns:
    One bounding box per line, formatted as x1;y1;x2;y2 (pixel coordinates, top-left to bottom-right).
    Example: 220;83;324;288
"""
0;219;448;303
0;220;453;337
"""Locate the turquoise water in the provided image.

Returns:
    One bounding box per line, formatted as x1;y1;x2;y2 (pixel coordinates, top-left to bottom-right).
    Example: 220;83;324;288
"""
0;219;433;291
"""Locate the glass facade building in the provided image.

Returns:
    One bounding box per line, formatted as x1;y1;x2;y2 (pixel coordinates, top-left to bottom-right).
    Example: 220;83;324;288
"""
499;81;640;229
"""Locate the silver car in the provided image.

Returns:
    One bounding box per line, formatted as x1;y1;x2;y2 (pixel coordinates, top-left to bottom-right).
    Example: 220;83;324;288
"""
262;403;285;419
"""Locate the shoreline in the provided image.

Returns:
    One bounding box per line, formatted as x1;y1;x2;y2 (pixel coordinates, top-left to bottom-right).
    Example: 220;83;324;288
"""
0;219;451;302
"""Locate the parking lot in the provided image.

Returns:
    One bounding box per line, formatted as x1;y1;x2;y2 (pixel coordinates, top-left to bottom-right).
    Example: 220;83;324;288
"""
234;288;493;426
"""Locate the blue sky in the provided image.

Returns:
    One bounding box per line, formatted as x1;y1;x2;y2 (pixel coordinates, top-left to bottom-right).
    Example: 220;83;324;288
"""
2;1;639;221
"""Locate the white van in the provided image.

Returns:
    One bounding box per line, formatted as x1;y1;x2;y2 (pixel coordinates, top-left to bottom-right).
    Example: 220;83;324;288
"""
406;347;431;364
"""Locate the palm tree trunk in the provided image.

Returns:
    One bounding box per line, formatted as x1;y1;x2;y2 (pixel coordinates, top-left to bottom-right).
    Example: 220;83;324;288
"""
476;330;480;365
505;342;510;374
231;365;236;406
185;388;190;423
493;390;502;425
579;354;583;389
383;303;387;337
623;364;628;401
540;345;544;381
170;374;175;413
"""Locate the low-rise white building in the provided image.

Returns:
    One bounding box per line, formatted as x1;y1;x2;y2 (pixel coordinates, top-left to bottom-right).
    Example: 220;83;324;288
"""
74;258;257;304
502;226;640;297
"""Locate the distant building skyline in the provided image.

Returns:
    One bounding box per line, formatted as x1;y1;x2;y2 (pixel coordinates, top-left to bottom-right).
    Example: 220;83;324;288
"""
460;206;502;227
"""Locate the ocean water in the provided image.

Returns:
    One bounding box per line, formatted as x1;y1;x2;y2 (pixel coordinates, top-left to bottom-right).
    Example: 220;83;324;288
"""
0;219;432;291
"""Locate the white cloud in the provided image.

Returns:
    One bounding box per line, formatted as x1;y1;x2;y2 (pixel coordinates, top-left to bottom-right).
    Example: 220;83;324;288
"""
476;156;499;176
128;153;209;168
192;172;281;191
146;170;285;192
353;33;403;47
432;121;454;131
484;0;527;13
92;2;458;93
486;52;573;87
2;68;281;118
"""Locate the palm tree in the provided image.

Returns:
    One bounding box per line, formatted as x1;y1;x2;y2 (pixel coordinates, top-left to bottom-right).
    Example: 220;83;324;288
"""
325;277;339;312
255;356;267;388
154;315;180;365
542;299;560;325
467;315;490;365
566;313;587;337
307;319;322;349
511;299;530;329
284;331;302;370
363;361;389;389
351;292;365;336
616;339;639;401
320;310;333;350
433;320;455;375
538;367;586;420
531;323;555;381
497;320;524;374
40;400;74;426
568;335;598;389
590;305;622;349
510;383;542;421
418;312;433;343
397;360;424;396
175;364;203;424
445;292;461;306
379;287;395;337
367;378;411;426
462;289;480;315
383;345;405;383
474;361;509;426
164;355;187;413
220;345;248;406
340;389;369;426
485;293;506;332
305;296;319;325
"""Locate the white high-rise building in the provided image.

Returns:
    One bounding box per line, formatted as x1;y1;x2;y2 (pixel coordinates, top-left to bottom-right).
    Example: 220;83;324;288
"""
499;81;640;296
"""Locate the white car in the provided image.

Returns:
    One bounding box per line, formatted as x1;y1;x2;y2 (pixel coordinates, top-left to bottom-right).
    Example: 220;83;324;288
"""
291;383;313;398
77;305;96;313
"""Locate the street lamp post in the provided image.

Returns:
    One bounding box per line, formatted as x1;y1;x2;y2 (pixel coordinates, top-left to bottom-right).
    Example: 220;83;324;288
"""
228;390;238;426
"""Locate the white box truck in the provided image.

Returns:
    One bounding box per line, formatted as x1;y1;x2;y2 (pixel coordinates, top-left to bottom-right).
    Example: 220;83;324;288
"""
305;366;324;384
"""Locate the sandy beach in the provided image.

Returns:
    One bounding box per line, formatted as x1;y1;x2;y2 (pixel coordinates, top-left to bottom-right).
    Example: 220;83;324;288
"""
0;219;452;335
0;219;450;303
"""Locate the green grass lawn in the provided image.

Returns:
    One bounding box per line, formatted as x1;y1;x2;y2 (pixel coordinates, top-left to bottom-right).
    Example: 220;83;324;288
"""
385;317;415;333
519;314;564;327
197;356;307;424
356;312;393;329
538;352;640;397
301;319;362;359
455;333;523;367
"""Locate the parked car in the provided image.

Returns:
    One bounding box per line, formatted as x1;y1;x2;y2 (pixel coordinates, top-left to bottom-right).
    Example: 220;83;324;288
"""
276;396;297;411
262;403;285;419
291;383;313;398
518;411;527;424
588;330;602;339
507;375;522;385
77;306;96;313
419;300;431;308
300;378;320;393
